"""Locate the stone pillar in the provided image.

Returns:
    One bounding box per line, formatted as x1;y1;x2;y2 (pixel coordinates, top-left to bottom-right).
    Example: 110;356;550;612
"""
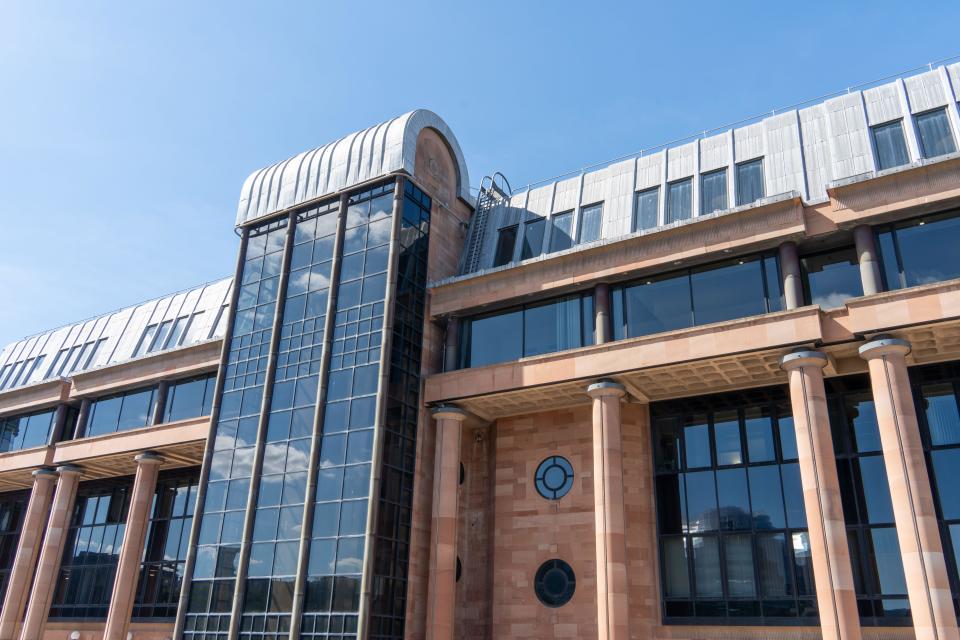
594;283;611;344
73;398;91;439
780;351;861;640
853;225;883;296
860;337;960;640
444;318;460;372
151;381;170;425
0;469;57;640
19;465;82;640
587;381;629;640
102;453;163;640
779;241;804;310
425;406;466;640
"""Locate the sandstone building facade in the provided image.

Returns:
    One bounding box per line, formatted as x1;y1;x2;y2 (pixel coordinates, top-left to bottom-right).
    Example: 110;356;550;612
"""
2;62;960;640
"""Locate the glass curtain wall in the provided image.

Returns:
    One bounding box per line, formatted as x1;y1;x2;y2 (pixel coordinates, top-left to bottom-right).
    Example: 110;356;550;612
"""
134;471;201;619
826;377;910;624
611;254;782;340
50;480;131;619
652;388;814;623
910;362;960;614
0;492;28;603
182;177;423;640
877;209;960;290
0;408;55;452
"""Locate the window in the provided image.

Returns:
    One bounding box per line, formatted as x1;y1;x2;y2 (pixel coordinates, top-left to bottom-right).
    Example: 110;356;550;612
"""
666;178;692;223
548;212;574;253
577;204;603;244
736;159;765;206
877;209;960;290
460;293;594;368
700;169;728;215
828;377;909;623
800;247;863;309
86;386;157;437
0;409;55;452
520;218;546;260
534;456;574;500
134;325;159;358
534;560;576;608
611;253;782;340
871;121;910;170
134;471;200;619
653;388;813;622
492;225;517;267
0;492;28;604
910;363;960;614
915;109;957;159
634;187;660;232
49;481;131;619
165;375;217;423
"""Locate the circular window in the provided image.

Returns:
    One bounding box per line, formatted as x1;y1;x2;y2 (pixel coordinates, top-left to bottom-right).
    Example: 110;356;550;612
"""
535;456;574;500
534;559;576;607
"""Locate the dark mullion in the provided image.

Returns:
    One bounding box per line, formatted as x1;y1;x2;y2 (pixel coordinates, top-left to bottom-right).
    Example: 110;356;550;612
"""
227;212;298;640
288;192;349;639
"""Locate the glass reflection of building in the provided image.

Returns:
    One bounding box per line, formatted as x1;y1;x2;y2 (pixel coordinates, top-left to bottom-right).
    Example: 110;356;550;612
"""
179;175;434;640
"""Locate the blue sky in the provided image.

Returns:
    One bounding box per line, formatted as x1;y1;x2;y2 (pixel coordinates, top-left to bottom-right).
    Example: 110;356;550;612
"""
1;0;958;344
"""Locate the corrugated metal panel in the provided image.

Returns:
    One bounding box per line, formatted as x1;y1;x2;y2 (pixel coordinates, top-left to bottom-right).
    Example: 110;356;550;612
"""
455;63;960;277
0;277;234;394
236;109;471;226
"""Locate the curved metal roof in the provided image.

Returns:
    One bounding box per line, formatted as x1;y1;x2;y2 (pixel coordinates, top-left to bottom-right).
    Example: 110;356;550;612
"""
236;109;471;226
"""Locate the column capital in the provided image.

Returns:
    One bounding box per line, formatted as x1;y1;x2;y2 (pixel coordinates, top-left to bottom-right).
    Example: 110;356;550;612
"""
586;380;626;399
55;464;82;477
431;405;468;423
859;336;911;360
780;350;828;372
135;452;164;466
31;468;58;482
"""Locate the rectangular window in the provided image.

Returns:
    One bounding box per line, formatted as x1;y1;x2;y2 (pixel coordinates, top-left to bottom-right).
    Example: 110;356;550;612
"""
0;492;28;604
548;211;574;253
492;225;518;267
0;409;56;453
666;179;692;223
634;187;660;232
877;210;960;291
460;293;594;368
520;217;546;260
133;471;199;619
800;247;863;309
49;482;131;619
577;203;603;244
700;169;728;215
653;387;812;622
134;324;159;358
612;252;781;340
150;319;175;353
828;377;909;624
165;375;218;424
736;159;765;206
911;363;960;615
915;109;957;159
871;120;911;170
165;316;190;350
86;386;157;437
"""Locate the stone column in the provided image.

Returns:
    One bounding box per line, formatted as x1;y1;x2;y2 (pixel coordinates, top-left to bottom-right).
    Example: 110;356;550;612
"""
425;406;466;640
779;241;804;310
860;337;960;640
102;453;164;640
780;351;861;640
73;398;91;439
594;283;611;344
19;465;82;640
853;225;883;296
0;469;57;640
444;318;460;372
587;381;629;640
151;381;170;425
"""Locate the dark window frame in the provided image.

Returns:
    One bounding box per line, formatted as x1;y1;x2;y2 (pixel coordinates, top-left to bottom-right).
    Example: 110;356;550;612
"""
633;186;660;232
914;107;958;159
492;225;518;267
651;388;815;625
870;119;911;171
576;203;603;244
735;158;765;207
700;168;728;215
